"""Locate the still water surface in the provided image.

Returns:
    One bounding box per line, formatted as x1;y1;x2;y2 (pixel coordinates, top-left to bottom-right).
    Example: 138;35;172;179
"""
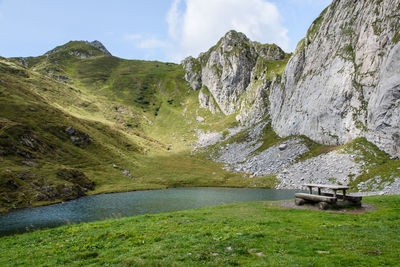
0;187;297;236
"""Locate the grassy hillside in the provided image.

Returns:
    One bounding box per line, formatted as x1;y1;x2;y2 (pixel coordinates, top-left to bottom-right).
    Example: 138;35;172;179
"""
0;57;157;211
0;196;399;266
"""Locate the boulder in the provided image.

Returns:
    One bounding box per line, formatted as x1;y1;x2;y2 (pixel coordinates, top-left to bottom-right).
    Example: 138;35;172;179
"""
65;126;91;146
278;143;288;151
122;170;135;179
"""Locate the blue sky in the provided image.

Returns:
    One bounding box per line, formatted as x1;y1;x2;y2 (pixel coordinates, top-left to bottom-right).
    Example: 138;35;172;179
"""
0;0;331;62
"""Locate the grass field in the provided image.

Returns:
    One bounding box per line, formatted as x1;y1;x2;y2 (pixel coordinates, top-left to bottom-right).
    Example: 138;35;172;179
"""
0;195;399;266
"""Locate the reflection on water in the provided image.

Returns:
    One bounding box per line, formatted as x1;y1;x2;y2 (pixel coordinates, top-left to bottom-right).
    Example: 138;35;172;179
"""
0;187;297;236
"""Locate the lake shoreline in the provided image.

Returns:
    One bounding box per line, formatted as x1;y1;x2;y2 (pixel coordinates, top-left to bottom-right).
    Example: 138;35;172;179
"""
1;183;288;215
0;187;299;236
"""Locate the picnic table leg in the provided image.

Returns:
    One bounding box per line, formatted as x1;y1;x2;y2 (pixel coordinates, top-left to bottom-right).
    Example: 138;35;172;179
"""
308;186;312;194
317;188;321;195
342;189;346;200
333;189;337;198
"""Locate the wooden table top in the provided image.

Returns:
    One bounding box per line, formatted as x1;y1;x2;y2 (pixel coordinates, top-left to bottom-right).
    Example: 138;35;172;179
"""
304;184;350;190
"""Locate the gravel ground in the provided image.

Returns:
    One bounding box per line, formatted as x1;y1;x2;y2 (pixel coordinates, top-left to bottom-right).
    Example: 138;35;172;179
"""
232;138;308;175
194;125;245;149
217;141;262;164
195;130;223;148
355;177;400;196
276;150;363;189
193;122;400;195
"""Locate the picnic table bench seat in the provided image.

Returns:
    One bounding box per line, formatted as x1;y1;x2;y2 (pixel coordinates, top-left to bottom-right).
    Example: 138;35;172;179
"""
294;193;337;204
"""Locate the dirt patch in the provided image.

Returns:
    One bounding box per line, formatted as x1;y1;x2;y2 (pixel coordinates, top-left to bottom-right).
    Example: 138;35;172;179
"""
275;200;376;214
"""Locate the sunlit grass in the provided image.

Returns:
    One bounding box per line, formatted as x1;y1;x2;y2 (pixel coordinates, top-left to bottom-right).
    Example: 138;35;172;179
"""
0;196;398;266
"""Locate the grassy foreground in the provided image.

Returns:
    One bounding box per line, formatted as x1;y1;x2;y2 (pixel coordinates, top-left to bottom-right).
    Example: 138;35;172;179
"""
1;196;399;266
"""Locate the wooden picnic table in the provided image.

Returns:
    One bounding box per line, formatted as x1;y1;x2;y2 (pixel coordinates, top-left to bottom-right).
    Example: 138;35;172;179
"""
294;183;362;209
304;183;350;199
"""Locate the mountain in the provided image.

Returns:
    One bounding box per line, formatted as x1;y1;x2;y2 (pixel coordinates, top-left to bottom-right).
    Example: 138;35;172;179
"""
1;0;400;212
184;1;400;157
182;1;400;193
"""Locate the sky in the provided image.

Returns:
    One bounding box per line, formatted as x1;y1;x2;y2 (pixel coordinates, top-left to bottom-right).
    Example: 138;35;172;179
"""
0;0;331;63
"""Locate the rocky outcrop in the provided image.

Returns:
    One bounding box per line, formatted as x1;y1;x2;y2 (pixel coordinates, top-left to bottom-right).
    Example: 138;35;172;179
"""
182;30;287;120
269;0;400;156
86;40;112;56
181;56;202;90
198;87;220;114
65;126;91;147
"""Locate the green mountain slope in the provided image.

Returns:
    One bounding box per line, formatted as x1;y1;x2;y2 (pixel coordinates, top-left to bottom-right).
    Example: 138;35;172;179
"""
15;40;239;149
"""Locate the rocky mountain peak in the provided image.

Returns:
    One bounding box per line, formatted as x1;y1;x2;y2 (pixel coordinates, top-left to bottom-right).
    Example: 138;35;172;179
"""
182;30;288;116
219;30;251;50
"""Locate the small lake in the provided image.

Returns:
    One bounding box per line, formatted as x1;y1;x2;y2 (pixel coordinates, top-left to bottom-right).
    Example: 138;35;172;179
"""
0;187;298;236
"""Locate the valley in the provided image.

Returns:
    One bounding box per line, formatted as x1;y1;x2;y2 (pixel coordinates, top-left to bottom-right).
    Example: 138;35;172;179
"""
1;0;400;265
1;0;400;213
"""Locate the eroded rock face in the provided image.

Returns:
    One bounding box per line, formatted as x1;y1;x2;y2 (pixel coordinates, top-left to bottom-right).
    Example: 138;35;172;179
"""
198;88;220;114
182;30;286;120
367;42;400;155
181;56;202;91
269;0;400;155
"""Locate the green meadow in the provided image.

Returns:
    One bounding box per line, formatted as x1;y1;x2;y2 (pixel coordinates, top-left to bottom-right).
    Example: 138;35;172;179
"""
0;196;399;266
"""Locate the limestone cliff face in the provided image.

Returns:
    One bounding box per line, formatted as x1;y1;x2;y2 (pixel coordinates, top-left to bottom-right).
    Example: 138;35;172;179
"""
269;0;400;155
182;30;286;119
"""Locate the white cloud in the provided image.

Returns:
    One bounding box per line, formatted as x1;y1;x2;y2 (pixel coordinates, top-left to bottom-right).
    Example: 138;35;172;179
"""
166;0;183;40
137;37;168;49
124;34;167;49
166;0;289;61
